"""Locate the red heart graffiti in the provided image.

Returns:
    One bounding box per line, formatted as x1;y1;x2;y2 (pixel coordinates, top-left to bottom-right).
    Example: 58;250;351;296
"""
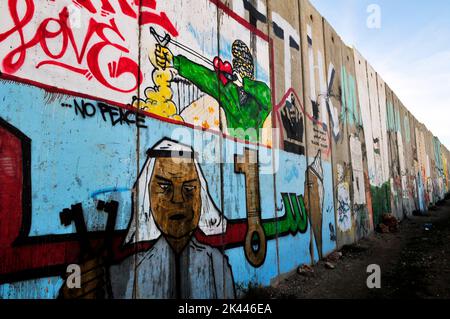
213;57;233;85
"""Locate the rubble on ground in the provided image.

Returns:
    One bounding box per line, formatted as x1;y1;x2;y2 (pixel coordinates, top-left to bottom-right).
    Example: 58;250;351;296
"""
324;262;336;270
297;264;314;277
376;214;399;233
325;251;342;263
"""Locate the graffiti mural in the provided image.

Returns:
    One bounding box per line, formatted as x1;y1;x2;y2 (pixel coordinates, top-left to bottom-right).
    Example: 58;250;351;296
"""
269;1;306;155
0;0;178;103
134;34;272;140
341;45;372;239
349;135;365;206
0;0;448;300
385;86;403;219
299;0;336;260
323;21;355;247
58;139;235;299
0;0;301;298
354;50;375;185
279;92;305;154
335;164;352;232
128;0;274;144
264;0;316;277
304;150;325;258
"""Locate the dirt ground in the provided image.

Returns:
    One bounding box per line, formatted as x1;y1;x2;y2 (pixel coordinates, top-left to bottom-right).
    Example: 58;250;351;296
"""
246;199;450;299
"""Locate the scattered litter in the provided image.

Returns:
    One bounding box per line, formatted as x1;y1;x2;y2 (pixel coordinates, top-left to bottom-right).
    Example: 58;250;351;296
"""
325;251;342;263
325;262;335;270
424;223;433;231
377;223;390;233
376;214;399;233
297;265;314;276
383;214;399;232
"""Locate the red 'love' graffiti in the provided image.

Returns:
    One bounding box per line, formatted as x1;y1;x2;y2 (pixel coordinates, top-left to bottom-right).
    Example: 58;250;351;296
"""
0;0;178;93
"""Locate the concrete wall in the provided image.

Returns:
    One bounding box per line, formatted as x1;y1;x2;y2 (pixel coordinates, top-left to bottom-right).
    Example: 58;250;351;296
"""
323;20;355;249
385;84;402;219
0;0;448;298
299;0;336;261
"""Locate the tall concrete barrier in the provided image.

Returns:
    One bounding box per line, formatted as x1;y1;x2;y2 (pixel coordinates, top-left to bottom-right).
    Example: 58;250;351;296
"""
0;0;448;298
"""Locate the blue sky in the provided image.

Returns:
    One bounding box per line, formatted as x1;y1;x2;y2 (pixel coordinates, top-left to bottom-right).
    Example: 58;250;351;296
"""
309;0;450;149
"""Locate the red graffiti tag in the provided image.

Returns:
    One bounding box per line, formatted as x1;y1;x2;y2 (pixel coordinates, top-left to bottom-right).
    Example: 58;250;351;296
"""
0;0;178;93
72;0;178;34
140;0;178;36
0;0;35;75
74;0;135;17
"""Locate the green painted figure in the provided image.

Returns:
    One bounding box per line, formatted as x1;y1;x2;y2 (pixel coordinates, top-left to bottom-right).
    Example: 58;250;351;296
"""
155;40;272;141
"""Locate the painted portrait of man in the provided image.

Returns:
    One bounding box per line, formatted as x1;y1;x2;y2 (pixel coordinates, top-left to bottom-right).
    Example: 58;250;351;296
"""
59;139;235;299
112;139;235;299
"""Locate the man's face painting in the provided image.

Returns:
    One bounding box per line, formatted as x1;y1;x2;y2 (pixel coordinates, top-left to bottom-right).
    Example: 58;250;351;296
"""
149;157;202;239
